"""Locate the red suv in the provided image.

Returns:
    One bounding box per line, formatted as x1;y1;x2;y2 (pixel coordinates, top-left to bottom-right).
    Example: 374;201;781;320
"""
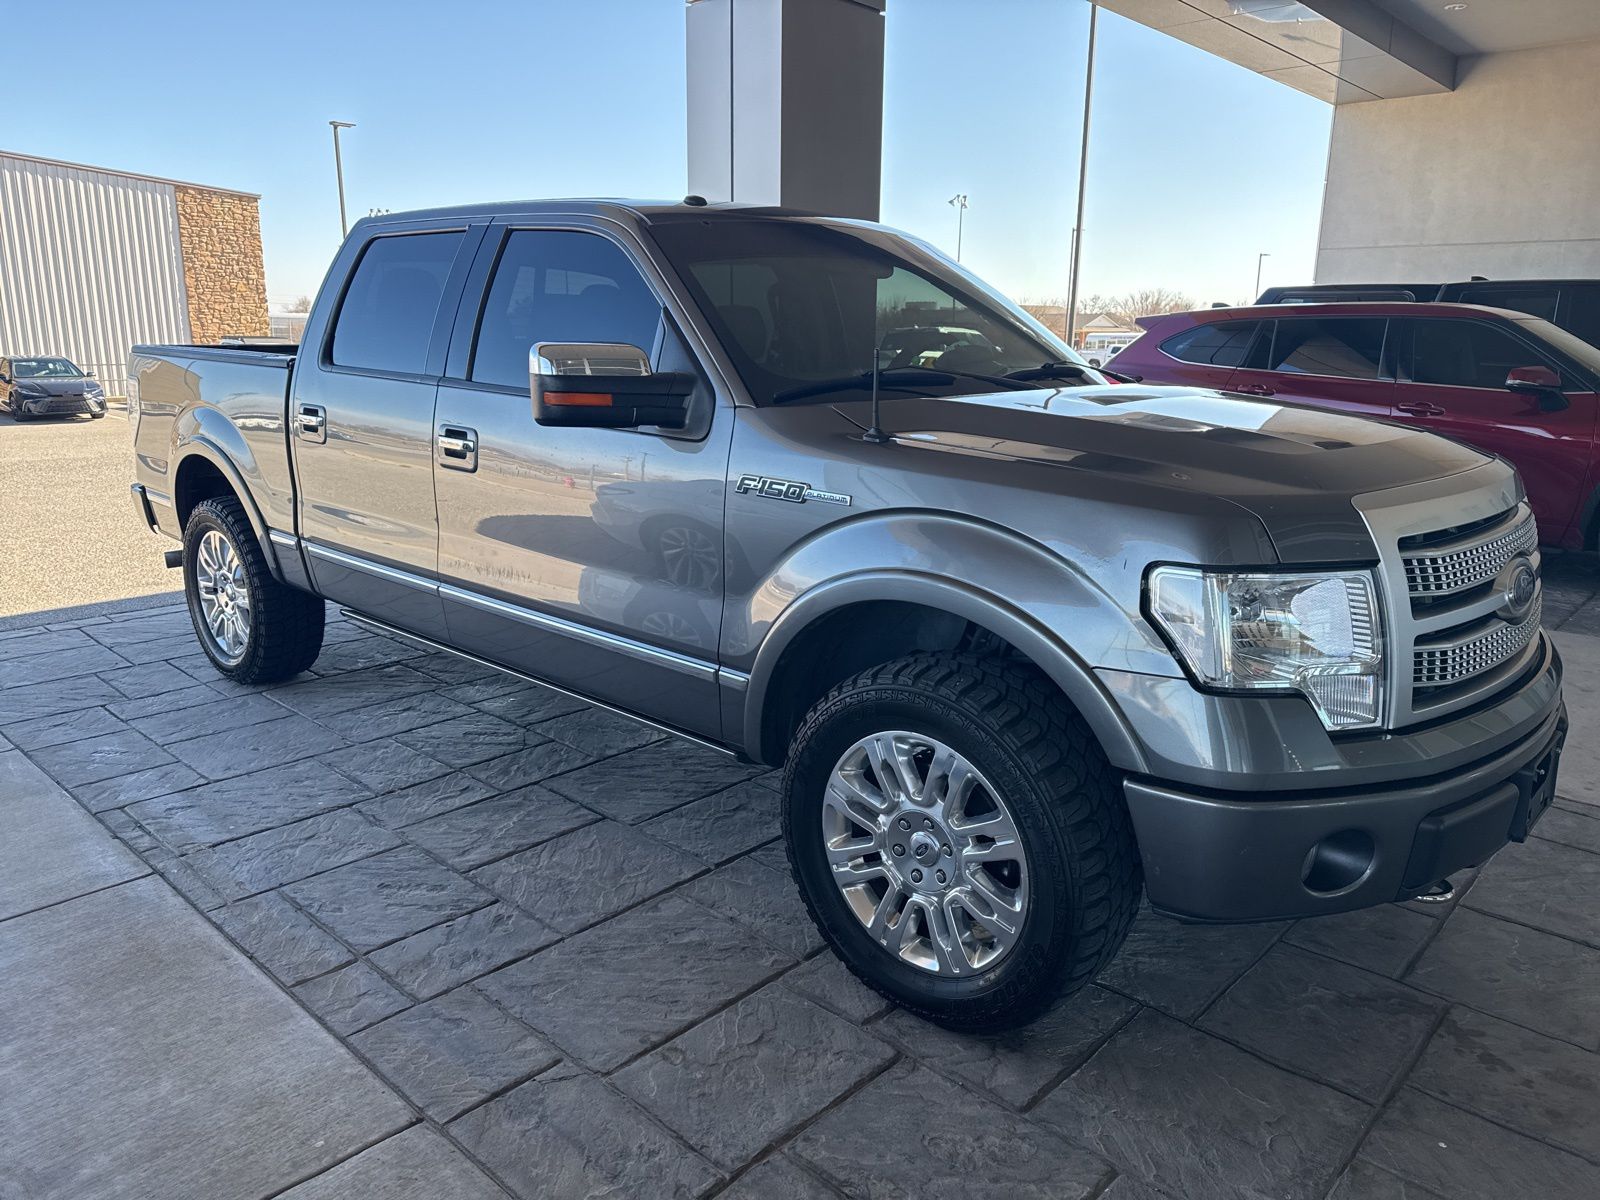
1114;302;1600;549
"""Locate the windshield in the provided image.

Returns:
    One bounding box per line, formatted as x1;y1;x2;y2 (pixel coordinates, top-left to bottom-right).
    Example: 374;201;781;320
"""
13;357;84;378
650;217;1095;406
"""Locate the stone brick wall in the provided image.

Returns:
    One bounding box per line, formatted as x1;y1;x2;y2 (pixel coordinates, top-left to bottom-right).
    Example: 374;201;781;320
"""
174;186;269;344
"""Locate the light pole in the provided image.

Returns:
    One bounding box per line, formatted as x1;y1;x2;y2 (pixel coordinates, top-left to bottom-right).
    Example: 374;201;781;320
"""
1065;2;1098;346
1254;251;1271;300
329;120;356;237
948;194;969;261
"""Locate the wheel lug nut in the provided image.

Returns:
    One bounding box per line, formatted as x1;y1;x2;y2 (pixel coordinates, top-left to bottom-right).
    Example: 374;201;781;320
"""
892;844;905;856
923;819;934;830
911;869;923;884
898;817;910;830
942;845;952;856
936;870;946;884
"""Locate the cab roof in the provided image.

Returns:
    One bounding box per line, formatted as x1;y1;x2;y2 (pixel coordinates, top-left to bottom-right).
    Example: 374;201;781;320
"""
356;198;848;230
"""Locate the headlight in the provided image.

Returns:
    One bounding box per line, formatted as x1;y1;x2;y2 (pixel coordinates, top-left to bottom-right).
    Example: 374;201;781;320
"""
1147;566;1384;731
85;383;104;398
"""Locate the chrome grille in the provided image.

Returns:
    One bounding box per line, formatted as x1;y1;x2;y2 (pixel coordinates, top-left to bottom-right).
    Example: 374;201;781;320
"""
1356;468;1539;729
1413;596;1541;689
1403;514;1536;597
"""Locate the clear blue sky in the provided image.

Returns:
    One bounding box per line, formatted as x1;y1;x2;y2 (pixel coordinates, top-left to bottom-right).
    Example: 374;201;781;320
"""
8;0;1331;310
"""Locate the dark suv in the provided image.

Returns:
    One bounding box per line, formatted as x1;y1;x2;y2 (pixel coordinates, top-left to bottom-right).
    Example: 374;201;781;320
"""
1256;279;1600;349
1114;302;1600;550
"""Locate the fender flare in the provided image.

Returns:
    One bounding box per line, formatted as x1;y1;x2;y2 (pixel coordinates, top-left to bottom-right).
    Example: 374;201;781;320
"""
742;568;1150;773
171;438;285;581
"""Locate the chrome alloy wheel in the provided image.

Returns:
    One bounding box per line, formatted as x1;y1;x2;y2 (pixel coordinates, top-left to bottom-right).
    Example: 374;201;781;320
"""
195;529;251;664
822;731;1029;976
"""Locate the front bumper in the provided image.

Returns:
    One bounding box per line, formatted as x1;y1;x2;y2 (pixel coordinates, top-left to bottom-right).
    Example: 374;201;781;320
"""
1122;634;1566;922
16;392;105;416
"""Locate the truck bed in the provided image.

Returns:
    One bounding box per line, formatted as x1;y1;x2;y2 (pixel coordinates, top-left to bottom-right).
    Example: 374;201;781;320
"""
128;343;299;546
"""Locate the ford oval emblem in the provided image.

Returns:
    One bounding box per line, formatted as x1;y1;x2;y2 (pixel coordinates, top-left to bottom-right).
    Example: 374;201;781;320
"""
1496;556;1538;620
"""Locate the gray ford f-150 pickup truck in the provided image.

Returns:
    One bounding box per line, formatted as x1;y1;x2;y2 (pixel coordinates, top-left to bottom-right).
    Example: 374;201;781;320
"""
129;200;1566;1030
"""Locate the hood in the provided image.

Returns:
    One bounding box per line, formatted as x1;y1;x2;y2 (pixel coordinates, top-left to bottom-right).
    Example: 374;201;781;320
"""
17;378;92;396
832;384;1491;561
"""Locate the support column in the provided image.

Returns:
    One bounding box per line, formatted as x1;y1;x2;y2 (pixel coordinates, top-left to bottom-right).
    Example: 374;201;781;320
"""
686;0;885;220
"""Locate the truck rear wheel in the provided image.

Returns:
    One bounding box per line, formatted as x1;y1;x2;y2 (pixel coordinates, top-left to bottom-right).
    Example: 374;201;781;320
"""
783;652;1141;1031
182;497;324;684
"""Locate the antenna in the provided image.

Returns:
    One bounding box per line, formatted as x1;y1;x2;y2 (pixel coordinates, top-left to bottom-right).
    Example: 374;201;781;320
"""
863;339;891;444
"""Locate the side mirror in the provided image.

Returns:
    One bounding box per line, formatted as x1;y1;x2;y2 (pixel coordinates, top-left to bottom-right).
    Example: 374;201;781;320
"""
530;343;695;429
1506;365;1569;412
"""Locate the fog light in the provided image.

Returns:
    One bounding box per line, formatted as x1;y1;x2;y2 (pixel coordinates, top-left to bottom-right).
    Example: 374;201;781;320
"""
1302;829;1375;895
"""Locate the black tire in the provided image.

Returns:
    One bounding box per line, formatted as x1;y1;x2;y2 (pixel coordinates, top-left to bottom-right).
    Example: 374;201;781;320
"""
783;652;1141;1031
182;496;324;683
90;411;106;419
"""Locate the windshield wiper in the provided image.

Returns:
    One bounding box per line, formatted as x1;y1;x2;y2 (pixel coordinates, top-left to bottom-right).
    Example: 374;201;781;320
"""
771;368;954;405
1002;360;1098;384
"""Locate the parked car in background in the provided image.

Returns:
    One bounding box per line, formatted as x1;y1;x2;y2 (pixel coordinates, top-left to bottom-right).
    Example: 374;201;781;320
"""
1256;279;1600;348
1;356;107;420
1115;302;1600;548
129;203;1565;1030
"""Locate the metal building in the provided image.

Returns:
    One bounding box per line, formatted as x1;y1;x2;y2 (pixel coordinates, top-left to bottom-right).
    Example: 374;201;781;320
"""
0;150;268;396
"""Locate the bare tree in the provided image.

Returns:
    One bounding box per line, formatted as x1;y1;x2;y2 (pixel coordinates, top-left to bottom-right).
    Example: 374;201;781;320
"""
1104;288;1193;327
287;295;313;314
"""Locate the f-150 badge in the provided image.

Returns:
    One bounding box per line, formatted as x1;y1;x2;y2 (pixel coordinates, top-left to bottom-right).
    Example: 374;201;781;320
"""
735;474;852;507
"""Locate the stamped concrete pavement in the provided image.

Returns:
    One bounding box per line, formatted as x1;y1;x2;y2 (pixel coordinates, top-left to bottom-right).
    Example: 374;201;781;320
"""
2;556;1599;1198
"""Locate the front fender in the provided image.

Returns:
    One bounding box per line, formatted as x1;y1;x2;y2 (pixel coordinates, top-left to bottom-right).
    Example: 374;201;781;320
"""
731;512;1170;771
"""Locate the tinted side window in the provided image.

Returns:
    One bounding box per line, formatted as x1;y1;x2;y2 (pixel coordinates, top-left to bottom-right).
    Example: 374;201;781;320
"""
1409;319;1553;390
331;232;464;374
1562;286;1600;348
471;231;663;389
1265;318;1386;379
1160;321;1259;367
1451;285;1559;323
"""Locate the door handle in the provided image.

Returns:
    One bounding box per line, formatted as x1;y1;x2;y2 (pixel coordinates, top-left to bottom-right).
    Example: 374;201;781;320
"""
1396;401;1446;417
1233;383;1276;397
295;403;327;443
436;424;479;472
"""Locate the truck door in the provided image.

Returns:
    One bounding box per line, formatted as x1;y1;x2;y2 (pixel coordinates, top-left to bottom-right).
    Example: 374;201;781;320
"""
290;225;483;637
430;223;731;740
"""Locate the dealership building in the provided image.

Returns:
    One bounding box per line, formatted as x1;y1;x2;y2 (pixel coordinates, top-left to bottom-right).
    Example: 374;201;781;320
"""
0;150;268;396
688;0;1598;285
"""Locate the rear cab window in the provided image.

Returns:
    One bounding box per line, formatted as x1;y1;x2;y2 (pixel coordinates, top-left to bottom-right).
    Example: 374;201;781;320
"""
330;232;465;374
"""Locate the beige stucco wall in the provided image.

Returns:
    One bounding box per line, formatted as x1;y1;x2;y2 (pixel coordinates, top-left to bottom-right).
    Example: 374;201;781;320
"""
1317;40;1600;283
174;186;268;343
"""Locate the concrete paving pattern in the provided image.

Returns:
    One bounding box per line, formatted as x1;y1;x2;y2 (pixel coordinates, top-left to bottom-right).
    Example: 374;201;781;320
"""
0;408;178;621
2;559;1600;1197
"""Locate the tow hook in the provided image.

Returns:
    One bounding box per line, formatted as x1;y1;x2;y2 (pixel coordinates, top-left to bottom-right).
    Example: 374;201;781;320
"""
1409;878;1456;904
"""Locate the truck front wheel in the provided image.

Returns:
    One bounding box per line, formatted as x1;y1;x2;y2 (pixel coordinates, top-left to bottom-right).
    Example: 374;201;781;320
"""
182;497;324;683
783;652;1141;1031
